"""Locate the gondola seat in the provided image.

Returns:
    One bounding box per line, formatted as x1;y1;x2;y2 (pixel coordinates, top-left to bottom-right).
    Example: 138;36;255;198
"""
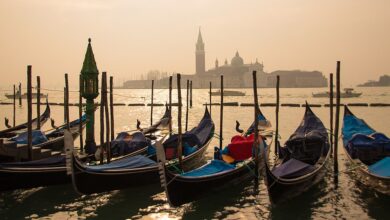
181;159;235;177
286;133;326;165
347;132;390;165
271;158;315;179
368;157;390;177
85;155;156;172
11;130;48;145
111;132;151;156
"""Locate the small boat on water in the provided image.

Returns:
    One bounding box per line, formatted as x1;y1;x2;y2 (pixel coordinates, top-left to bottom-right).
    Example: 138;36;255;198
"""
209;90;245;96
158;106;273;207
313;88;362;98
0;102;51;138
264;105;330;203
67;107;214;195
342;106;390;195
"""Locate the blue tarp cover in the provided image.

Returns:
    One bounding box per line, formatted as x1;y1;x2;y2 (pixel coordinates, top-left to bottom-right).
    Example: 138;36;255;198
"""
111;132;150;156
368;157;390;177
11;130;48;145
163;108;214;151
85;155;156;172
271;158;315;178
181;159;235;177
342;114;375;145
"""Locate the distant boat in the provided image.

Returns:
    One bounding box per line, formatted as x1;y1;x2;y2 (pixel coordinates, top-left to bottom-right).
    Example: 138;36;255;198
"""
312;88;362;98
209;90;245;96
5;91;47;99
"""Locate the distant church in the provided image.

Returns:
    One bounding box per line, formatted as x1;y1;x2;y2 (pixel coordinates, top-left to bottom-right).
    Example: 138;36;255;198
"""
123;29;327;89
192;29;268;88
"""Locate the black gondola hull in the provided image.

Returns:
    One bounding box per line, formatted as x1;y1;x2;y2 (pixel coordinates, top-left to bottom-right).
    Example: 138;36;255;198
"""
163;160;256;207
265;160;328;204
0;167;69;191
71;139;209;195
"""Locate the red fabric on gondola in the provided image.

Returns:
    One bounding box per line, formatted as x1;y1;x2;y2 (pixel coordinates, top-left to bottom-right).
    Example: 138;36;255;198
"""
227;134;255;161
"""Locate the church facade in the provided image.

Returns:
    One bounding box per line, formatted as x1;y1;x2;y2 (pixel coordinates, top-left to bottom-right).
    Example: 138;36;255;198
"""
123;29;327;89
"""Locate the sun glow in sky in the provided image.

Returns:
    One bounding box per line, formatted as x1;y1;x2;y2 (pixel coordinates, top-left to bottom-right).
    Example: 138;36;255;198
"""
0;0;389;88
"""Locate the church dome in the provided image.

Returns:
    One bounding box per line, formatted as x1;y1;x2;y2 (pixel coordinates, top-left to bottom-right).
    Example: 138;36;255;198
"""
231;51;244;66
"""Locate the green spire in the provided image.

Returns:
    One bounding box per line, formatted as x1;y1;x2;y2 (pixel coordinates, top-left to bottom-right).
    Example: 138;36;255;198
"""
81;38;99;76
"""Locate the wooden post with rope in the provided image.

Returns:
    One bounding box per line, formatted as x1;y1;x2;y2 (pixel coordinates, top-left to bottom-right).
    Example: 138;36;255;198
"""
169;76;173;136
36;76;41;129
177;74;183;168
334;62;341;176
185;79;189;131
275;75;280;156
219;75;224;151
27;65;32;160
252;71;260;180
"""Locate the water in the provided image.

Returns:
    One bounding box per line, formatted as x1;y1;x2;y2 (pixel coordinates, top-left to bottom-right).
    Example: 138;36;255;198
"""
0;87;389;219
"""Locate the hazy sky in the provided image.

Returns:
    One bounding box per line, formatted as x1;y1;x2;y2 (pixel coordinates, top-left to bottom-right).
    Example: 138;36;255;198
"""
0;0;389;88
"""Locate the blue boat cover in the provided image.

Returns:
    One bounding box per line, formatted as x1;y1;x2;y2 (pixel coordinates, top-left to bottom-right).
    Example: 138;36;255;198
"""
342;114;375;145
368;157;390;177
0;155;65;168
271;158;315;178
111;132;150;156
48;114;87;136
346;133;390;162
85;155;156;172
284;107;329;164
11;130;48;145
163;108;214;152
181;160;235;177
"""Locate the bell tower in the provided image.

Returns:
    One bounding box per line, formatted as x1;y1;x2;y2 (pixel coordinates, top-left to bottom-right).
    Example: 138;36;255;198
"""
195;28;205;74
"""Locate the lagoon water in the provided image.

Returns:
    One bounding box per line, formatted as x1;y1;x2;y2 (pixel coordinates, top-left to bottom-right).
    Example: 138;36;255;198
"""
0;87;389;219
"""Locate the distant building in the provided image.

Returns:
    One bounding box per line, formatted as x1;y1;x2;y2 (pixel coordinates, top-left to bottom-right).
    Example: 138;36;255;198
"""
123;29;328;89
358;75;390;87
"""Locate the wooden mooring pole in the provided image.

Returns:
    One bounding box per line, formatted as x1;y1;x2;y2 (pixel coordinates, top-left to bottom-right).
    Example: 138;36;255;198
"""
150;80;154;126
79;74;84;153
252;71;260;180
13;84;16;127
185;79;189;131
18;83;22;106
190;80;193;108
65;74;70;129
334;62;341;177
177;74;183;168
36;76;41;129
209;82;212;117
219;75;224;151
169;76;172;136
110;76;114;146
275;75;280;156
99;73;105;164
27;65;32;160
103;72;111;163
330;73;334;156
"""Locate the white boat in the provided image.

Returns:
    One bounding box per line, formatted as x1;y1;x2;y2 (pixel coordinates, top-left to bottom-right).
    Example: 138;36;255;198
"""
312;88;362;98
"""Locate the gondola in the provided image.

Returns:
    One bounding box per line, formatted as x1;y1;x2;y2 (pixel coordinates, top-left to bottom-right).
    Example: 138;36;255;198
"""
264;105;330;204
342;106;390;195
158;107;273;207
7;114;87;154
0;108;171;192
67;107;214;195
0;102;51;138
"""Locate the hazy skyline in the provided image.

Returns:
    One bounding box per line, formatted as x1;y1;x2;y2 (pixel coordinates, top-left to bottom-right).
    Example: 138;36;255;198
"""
0;0;389;88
